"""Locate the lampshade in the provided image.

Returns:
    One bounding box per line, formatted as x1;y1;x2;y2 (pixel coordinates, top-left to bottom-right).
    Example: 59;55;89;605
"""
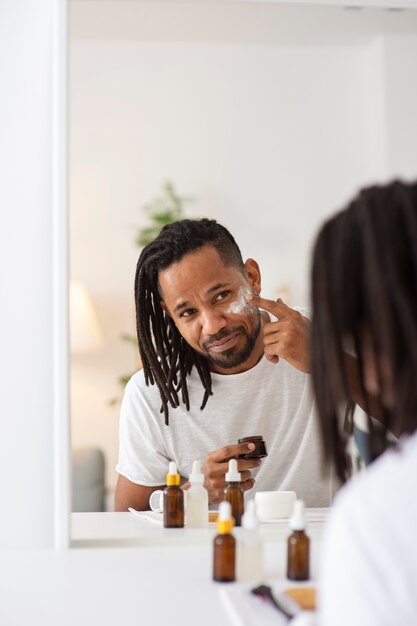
70;280;103;353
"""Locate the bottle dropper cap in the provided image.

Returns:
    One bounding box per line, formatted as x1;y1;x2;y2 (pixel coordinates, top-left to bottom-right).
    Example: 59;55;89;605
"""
189;460;204;484
289;499;306;531
217;501;234;534
242;499;259;530
225;458;241;482
166;461;180;486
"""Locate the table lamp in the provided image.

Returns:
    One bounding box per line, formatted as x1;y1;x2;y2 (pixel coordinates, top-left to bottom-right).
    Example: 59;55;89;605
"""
70;280;103;354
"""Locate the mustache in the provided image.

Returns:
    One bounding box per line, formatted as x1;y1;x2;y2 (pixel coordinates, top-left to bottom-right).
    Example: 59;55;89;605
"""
203;326;244;349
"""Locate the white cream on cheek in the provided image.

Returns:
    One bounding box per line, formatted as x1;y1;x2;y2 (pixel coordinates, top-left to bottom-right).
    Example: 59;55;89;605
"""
226;285;257;315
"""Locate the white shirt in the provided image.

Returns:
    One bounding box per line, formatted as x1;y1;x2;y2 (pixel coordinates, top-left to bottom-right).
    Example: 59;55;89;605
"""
117;353;335;507
319;430;417;626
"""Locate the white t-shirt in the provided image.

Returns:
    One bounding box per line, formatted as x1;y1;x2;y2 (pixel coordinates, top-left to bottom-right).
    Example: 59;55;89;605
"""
117;352;335;507
319;429;417;626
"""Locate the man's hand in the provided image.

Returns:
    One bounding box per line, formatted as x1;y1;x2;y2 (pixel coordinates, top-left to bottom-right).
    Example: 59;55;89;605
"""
197;442;260;504
249;296;311;373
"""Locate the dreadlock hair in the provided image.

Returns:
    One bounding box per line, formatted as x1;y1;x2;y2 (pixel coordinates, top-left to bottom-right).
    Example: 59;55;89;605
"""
311;180;417;482
134;218;245;425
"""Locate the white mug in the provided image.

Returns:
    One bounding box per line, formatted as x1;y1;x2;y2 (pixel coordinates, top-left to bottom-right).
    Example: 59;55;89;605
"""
254;490;296;520
149;489;164;513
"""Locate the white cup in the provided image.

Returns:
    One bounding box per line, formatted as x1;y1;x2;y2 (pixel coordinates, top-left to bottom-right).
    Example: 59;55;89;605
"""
254;490;296;520
149;489;164;513
150;488;188;513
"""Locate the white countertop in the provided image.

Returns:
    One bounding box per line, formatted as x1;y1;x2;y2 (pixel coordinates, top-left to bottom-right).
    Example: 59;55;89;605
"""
0;511;328;625
71;509;328;547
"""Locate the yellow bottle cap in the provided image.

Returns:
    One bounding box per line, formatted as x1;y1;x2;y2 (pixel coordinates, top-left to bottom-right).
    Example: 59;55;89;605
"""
166;474;180;486
216;501;234;534
217;518;234;534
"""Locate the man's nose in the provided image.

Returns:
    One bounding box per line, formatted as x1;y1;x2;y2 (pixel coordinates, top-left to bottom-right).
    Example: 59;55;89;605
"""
201;308;227;336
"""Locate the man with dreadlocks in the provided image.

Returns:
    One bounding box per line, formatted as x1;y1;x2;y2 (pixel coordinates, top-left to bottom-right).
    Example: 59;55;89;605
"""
115;218;335;511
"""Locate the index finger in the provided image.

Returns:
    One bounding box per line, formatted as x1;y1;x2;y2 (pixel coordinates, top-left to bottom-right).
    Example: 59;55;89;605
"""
208;442;256;463
248;295;293;319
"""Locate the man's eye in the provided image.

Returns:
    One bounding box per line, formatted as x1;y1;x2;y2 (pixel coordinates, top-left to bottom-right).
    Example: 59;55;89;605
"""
180;308;196;318
215;291;231;302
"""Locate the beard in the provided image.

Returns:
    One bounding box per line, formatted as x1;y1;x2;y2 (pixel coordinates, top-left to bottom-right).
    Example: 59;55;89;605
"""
201;310;262;370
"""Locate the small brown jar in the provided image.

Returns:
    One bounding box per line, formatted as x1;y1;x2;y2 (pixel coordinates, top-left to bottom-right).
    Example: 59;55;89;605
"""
238;435;268;460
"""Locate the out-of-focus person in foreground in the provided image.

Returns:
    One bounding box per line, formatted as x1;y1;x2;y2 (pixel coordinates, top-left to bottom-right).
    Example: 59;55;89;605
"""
311;180;417;626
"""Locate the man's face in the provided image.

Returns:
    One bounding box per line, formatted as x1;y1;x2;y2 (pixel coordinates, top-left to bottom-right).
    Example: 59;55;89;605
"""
159;245;263;374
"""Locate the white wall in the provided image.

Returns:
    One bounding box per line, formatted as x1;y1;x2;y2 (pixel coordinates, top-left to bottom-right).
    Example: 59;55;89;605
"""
0;0;68;548
385;34;417;178
70;2;417;499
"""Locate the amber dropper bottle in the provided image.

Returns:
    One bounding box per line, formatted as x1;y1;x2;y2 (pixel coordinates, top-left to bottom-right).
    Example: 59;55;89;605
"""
163;461;184;528
213;501;236;582
224;458;245;526
287;499;310;581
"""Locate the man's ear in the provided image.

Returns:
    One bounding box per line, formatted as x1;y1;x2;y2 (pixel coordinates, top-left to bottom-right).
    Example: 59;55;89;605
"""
243;258;261;295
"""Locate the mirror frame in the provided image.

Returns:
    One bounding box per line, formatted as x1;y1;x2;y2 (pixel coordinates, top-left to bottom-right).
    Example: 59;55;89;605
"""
54;0;70;550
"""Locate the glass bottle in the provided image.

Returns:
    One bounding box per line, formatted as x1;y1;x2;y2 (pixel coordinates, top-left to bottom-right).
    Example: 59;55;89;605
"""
163;461;184;528
213;501;236;582
287;499;310;581
185;460;209;528
238;499;263;583
224;458;244;526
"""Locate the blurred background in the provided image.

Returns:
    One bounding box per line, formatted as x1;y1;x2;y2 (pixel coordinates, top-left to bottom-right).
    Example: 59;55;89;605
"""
69;1;417;509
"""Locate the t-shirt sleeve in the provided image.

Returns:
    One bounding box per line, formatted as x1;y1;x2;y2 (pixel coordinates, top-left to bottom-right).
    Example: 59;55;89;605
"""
116;373;170;486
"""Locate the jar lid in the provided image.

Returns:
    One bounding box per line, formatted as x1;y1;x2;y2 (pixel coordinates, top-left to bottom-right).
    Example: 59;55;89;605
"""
238;435;264;443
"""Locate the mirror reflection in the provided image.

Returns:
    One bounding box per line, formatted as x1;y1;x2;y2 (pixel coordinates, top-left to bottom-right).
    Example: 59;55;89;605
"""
69;2;417;520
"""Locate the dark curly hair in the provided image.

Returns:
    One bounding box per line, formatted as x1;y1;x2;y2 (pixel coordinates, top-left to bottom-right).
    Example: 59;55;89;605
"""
311;180;417;481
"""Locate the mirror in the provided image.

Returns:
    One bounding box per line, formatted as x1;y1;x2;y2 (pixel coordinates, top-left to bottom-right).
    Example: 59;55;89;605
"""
69;1;417;522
